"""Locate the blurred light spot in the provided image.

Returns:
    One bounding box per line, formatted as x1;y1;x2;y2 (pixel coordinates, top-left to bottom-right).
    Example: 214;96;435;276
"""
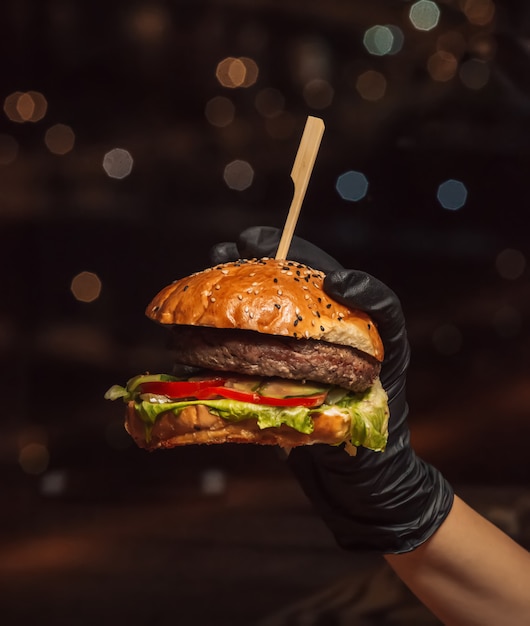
4;91;47;123
70;271;102;303
495;248;526;280
469;33;497;61
223;159;254;190
437;30;467;58
40;470;68;497
461;0;495;26
363;25;404;56
255;87;285;118
363;25;394;56
45;123;75;155
336;170;369;202
356;70;387;101
409;1;441;31
103;148;133;179
0;134;19;165
105;420;132;450
432;323;462;355
204;96;235;128
291;37;331;85
216;57;259;89
201;468;226;495
427;50;458;82
19;443;49;475
459;58;490;90
437;179;468;210
302;78;334;109
127;5;168;42
493;305;522;338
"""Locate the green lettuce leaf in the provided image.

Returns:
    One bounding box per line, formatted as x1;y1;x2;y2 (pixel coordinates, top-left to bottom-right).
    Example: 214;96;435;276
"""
104;373;389;451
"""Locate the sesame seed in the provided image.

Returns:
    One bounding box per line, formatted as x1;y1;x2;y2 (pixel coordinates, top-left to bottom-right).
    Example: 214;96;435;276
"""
183;285;189;291
221;269;229;275
237;294;243;300
320;325;325;332
294;319;299;327
275;303;281;309
210;297;216;302
277;289;283;296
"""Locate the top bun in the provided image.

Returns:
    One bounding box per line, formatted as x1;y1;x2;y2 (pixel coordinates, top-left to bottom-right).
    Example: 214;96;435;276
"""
146;258;384;361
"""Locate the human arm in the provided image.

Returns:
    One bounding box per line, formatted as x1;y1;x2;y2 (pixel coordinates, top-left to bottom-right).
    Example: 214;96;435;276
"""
385;494;530;626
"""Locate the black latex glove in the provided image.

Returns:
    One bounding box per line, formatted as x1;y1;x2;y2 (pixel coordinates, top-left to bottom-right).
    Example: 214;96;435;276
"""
210;226;454;554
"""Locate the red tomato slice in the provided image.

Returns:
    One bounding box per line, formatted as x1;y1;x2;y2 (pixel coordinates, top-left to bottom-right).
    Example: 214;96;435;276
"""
139;378;227;398
195;386;327;408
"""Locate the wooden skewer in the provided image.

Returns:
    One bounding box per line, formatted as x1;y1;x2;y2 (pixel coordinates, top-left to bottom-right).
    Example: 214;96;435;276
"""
275;115;325;260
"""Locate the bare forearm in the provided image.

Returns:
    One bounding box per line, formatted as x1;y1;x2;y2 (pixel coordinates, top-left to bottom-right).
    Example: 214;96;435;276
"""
384;495;530;626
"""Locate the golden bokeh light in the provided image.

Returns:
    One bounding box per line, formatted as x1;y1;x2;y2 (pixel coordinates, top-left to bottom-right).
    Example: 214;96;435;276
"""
204;96;235;127
45;123;76;155
19;443;49;475
356;70;387;101
461;0;495;26
127;5;168;42
427;50;458;82
70;271;102;303
0;134;19;165
215;56;259;88
3;90;47;123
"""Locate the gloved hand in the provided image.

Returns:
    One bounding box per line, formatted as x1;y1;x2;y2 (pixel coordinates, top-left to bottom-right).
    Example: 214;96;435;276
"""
210;226;454;554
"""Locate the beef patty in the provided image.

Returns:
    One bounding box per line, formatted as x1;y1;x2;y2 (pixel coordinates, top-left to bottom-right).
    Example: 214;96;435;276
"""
169;326;381;392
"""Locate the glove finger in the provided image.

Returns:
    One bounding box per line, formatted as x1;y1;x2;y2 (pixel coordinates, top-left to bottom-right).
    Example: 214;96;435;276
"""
237;226;344;273
209;241;240;265
324;269;410;390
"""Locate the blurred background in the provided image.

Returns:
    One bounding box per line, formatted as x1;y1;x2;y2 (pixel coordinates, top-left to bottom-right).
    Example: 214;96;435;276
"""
1;1;530;624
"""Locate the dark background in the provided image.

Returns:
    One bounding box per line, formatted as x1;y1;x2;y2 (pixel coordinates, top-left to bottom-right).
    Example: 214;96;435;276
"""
1;2;530;624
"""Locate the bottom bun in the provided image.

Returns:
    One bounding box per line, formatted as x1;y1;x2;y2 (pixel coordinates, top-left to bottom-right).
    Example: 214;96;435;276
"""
125;402;352;450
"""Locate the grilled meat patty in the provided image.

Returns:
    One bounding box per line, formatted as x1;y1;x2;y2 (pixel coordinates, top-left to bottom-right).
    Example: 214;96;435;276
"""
169;326;381;393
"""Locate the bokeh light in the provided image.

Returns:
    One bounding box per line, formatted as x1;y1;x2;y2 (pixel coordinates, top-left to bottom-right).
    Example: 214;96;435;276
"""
363;25;404;56
204;96;235;128
216;57;259;89
302;78;334;109
44;123;76;155
70;271;102;303
356;70;387;101
255;87;285;118
437;179;468;210
461;0;495;26
427;50;458;82
432;323;462;355
223;159;254;190
103;148;133;179
459;58;490;90
495;248;526;280
336;170;369;202
19;443;49;475
4;90;48;123
409;1;441;32
0;134;19;165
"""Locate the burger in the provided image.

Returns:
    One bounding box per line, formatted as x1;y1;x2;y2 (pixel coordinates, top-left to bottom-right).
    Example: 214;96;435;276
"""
105;258;389;453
